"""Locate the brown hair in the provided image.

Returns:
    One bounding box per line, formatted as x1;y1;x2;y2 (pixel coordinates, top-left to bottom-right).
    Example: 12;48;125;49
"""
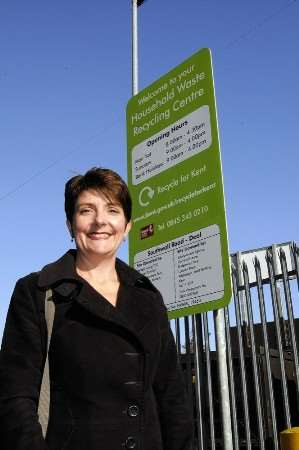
64;167;132;225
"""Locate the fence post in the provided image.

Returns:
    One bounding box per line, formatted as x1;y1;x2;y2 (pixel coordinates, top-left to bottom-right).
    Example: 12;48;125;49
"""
214;308;233;450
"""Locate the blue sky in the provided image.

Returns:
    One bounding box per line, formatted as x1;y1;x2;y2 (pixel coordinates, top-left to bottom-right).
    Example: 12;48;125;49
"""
1;0;299;339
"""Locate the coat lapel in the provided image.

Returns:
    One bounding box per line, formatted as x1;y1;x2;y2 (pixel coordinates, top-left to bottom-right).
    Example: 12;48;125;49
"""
73;281;157;356
37;250;161;357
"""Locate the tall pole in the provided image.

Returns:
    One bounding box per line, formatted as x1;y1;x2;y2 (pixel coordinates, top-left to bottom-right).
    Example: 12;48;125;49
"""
132;0;139;96
214;308;234;450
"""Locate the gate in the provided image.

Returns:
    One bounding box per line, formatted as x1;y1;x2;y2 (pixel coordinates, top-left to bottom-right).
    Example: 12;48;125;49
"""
172;241;299;450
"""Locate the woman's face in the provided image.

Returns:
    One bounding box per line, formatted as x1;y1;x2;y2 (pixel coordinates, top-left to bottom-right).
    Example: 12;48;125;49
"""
68;189;131;260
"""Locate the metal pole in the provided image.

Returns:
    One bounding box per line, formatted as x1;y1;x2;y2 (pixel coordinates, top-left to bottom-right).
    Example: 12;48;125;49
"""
193;314;205;450
254;257;279;450
224;305;240;450
132;0;139;95
279;248;299;403
214;308;234;450
232;265;251;449
203;313;215;450
266;250;291;428
242;262;265;450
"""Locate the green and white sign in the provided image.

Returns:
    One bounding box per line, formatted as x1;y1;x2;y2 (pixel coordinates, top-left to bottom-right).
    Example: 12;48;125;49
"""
127;48;231;319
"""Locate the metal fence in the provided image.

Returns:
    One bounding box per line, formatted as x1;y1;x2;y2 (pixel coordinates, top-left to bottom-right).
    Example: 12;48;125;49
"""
172;241;299;450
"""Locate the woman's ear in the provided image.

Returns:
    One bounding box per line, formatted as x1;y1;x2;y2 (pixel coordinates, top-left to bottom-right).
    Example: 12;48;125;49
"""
124;220;132;240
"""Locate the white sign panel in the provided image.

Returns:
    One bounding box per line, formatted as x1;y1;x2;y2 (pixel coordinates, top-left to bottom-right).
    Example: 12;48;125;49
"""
134;224;224;311
132;106;212;185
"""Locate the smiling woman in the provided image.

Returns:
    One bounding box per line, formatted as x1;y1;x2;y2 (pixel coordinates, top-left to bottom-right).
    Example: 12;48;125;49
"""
0;167;193;450
70;188;131;304
74;190;129;256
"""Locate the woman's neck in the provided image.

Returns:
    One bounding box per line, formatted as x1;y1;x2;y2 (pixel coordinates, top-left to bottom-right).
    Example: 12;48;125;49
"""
75;252;118;284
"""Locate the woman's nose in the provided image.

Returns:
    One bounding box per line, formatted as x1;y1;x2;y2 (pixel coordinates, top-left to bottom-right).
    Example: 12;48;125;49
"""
94;211;107;226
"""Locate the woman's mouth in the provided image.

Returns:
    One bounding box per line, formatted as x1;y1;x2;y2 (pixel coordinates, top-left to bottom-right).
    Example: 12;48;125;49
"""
88;232;111;240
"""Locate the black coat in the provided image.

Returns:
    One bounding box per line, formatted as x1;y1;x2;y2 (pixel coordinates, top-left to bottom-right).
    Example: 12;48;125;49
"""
0;250;193;450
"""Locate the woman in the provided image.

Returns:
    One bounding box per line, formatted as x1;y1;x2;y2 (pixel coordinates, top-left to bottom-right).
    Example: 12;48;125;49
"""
0;167;193;450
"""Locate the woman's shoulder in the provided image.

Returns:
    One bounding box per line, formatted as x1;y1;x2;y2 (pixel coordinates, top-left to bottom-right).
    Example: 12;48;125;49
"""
116;258;167;312
14;271;41;293
11;272;46;316
116;258;157;292
12;251;74;302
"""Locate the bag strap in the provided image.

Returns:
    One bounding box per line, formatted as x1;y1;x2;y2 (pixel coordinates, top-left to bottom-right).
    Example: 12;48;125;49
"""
38;288;55;438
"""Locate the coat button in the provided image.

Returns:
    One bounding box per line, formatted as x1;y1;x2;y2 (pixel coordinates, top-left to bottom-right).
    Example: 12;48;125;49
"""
125;436;136;449
127;404;139;417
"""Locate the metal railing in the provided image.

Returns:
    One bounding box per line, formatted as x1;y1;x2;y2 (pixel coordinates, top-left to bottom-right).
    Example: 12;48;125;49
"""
172;241;299;450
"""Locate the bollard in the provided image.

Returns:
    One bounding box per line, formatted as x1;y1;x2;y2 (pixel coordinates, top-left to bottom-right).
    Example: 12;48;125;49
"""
280;427;299;450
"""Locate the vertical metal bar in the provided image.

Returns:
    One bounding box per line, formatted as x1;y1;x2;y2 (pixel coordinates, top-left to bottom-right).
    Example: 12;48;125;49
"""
237;252;248;324
272;244;285;321
266;250;291;428
254;257;279;450
193;315;205;450
279;249;299;399
132;0;139;95
291;242;299;297
213;308;233;450
232;266;252;450
184;316;193;402
224;305;240;450
175;318;181;355
242;262;265;450
203;312;216;450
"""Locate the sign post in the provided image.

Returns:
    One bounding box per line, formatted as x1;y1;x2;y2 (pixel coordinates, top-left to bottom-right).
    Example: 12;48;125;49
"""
127;48;231;318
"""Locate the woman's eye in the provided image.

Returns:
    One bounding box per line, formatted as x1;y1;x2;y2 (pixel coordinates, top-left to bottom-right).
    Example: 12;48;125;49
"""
108;207;120;214
80;208;92;214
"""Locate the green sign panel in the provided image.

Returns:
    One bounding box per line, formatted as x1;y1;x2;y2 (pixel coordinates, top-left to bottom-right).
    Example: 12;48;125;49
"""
127;48;231;319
